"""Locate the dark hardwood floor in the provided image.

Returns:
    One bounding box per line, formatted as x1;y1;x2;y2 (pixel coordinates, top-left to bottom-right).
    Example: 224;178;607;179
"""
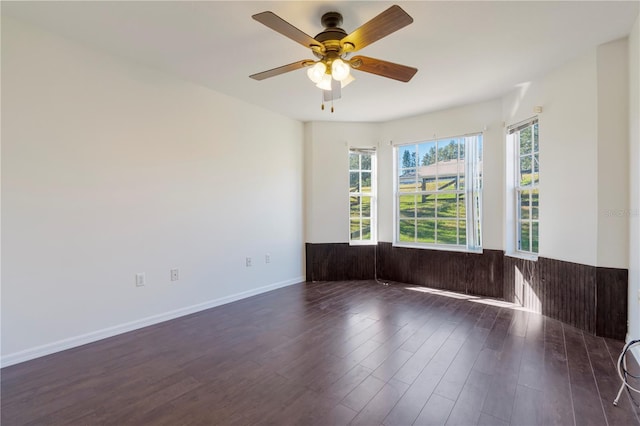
2;280;639;425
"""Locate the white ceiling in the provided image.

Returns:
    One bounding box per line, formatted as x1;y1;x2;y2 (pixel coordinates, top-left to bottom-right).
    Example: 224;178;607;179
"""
3;1;638;123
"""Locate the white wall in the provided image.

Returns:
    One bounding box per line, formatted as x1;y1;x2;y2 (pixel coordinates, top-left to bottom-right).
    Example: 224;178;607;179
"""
502;51;600;266
1;18;304;365
304;121;382;243
628;15;640;353
502;42;631;269
597;39;629;269
304;100;503;248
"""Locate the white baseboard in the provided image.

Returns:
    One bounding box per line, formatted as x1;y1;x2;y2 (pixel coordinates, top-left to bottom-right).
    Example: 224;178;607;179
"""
1;276;304;368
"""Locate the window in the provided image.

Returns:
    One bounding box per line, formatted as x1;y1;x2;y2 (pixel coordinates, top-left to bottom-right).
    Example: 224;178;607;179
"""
349;149;376;244
394;134;482;251
510;119;539;254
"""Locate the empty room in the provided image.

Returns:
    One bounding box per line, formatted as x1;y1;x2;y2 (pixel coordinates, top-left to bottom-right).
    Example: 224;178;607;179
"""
2;1;640;425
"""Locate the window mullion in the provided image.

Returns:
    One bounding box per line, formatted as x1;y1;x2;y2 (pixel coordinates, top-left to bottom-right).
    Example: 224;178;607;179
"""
529;185;533;252
416;144;419;242
529;197;533;252
359;170;363;240
465;137;473;248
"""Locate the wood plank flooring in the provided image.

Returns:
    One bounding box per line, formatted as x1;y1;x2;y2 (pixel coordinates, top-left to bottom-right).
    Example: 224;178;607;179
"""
2;280;639;425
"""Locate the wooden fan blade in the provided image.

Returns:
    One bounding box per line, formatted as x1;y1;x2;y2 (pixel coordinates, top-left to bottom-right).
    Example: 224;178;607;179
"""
249;60;312;80
351;56;417;82
340;5;413;52
252;11;322;49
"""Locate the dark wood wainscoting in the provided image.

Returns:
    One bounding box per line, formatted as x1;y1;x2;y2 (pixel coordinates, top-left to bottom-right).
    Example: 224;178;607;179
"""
596;267;628;340
503;256;596;333
376;243;504;298
503;256;628;340
306;242;503;298
306;243;629;340
305;243;375;281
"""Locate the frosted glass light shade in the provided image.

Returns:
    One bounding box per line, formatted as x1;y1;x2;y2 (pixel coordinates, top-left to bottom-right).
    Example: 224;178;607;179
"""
316;74;332;90
307;62;326;84
331;59;350;81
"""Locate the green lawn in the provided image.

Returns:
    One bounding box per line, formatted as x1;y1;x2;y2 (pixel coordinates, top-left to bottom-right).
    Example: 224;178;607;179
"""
518;175;539;253
350;219;371;240
398;218;465;245
397;186;467;245
519;221;539;253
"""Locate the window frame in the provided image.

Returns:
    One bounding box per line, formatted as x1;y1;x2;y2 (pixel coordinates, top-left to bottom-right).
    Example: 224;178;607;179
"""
508;118;539;258
348;148;377;246
392;134;483;253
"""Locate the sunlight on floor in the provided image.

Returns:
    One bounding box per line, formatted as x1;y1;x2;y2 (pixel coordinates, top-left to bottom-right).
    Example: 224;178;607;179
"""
404;285;535;312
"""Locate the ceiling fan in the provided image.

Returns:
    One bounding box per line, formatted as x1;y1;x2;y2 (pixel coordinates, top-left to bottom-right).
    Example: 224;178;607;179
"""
249;5;418;110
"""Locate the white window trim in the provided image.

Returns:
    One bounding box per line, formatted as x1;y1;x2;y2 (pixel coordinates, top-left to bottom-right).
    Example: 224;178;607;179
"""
393;241;483;254
349;148;377;246
506;117;539;259
505;251;539;261
392;134;483;252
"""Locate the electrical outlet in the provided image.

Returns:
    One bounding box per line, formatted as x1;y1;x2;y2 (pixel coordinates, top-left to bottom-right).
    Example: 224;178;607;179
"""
135;273;145;287
170;268;179;281
246;257;252;267
265;254;271;264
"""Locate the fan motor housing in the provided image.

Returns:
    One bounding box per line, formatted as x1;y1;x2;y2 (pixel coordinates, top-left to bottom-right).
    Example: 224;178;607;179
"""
321;11;343;28
315;11;347;43
315;28;347;43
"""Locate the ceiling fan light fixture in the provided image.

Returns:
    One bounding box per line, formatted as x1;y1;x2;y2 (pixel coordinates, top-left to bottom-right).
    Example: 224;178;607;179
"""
307;62;327;83
316;73;333;90
331;58;350;81
250;5;418;111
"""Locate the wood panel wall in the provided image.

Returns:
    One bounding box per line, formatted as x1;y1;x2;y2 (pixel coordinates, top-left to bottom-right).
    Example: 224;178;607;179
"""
376;243;504;298
596;267;628;340
305;243;627;340
376;243;465;293
305;243;375;281
503;256;627;340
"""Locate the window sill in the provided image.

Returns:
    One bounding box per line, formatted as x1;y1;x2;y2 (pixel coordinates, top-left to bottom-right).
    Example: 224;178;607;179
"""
505;252;539;261
349;241;378;247
392;242;482;254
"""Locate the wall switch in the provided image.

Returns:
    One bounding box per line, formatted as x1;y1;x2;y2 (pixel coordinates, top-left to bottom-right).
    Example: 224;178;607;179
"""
246;257;252;267
135;273;145;287
265;254;271;264
170;268;179;281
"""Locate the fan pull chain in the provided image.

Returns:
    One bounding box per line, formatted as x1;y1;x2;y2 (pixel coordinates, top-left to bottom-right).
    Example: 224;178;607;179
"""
321;90;325;110
319;90;335;112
